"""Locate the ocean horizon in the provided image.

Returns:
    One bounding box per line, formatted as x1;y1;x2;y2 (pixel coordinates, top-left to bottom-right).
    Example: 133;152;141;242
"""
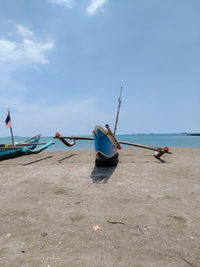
0;133;199;151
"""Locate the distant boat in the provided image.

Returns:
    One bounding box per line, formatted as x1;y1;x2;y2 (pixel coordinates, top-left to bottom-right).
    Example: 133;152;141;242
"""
187;133;200;136
0;134;54;161
55;87;172;167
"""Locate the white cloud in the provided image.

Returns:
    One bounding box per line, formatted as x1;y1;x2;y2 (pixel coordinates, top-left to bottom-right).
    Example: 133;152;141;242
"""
86;0;108;16
0;25;54;66
0;24;54;131
49;0;76;8
0;39;53;65
16;24;34;38
0;96;105;136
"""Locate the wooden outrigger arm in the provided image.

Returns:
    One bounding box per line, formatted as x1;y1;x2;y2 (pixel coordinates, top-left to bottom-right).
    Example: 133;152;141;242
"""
118;140;172;159
54;135;94;141
54;132;171;159
54;132;76;147
0;142;55;150
15;142;50;146
105;124;121;149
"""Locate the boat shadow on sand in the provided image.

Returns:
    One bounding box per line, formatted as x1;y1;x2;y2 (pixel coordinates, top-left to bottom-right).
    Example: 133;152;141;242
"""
90;166;116;184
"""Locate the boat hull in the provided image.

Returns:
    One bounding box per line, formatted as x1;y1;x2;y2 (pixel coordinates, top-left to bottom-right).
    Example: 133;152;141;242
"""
94;126;119;166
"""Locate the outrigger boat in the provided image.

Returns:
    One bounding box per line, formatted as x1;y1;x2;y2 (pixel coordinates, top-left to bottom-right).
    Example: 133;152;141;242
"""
55;124;121;166
54;87;172;167
0;134;54;161
1;109;53;161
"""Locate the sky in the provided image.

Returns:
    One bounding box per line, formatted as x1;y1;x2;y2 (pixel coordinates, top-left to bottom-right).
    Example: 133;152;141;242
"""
0;0;200;137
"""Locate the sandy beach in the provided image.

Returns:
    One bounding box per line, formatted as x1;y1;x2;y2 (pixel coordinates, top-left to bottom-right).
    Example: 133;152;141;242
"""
0;148;200;266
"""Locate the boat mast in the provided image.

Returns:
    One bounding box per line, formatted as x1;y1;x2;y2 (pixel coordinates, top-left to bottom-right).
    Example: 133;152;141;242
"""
113;87;122;135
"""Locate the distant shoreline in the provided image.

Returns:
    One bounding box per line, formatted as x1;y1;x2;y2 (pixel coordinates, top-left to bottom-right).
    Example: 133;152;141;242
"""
1;132;199;138
1;133;200;151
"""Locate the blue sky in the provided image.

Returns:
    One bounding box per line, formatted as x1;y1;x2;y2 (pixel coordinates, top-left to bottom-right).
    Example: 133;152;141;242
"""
0;0;200;136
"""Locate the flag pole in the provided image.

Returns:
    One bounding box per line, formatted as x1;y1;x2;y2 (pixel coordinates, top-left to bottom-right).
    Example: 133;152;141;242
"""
10;125;14;146
7;108;14;146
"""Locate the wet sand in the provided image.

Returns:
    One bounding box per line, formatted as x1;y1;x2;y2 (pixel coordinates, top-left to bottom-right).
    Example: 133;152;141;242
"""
0;148;200;266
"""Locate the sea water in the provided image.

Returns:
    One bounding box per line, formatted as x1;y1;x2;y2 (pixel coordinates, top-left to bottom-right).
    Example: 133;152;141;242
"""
0;133;199;151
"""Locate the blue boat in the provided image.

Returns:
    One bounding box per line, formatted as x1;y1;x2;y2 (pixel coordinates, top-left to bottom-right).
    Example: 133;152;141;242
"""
0;134;54;161
54;87;172;166
93;125;121;166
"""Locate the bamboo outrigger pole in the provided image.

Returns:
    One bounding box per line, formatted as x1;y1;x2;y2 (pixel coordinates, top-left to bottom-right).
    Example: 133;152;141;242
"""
0;142;55;150
54;136;94;141
114;87;122;135
118;140;172;154
105;124;121;149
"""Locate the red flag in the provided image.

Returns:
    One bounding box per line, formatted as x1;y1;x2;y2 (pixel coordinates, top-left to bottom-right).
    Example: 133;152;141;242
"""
5;111;11;128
